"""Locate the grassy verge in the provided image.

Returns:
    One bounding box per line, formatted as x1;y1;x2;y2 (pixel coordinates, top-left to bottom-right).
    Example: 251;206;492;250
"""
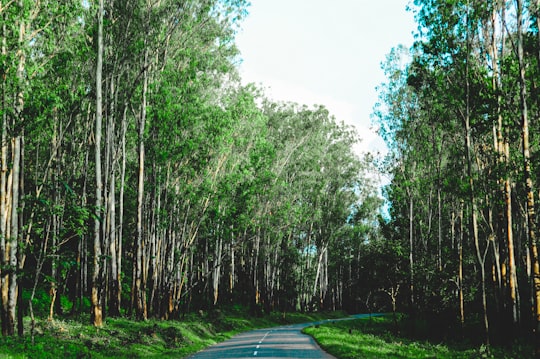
303;315;532;359
0;308;345;359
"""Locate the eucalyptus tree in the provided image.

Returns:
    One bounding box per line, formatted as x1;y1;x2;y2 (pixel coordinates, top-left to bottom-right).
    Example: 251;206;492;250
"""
329;172;384;313
309;117;362;310
0;0;84;335
257;102;365;312
375;0;540;350
91;0;105;327
482;0;520;327
375;44;425;312
377;0;492;344
123;0;249;318
81;0;250;322
4;0;94;327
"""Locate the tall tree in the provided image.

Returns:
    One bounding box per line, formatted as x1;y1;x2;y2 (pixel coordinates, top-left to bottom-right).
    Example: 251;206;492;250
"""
91;0;105;328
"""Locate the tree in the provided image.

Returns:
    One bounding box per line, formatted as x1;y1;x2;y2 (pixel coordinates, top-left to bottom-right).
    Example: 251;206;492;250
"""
376;0;540;352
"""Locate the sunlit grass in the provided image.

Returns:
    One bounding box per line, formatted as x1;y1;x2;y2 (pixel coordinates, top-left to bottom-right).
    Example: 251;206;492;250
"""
0;308;346;358
303;316;531;359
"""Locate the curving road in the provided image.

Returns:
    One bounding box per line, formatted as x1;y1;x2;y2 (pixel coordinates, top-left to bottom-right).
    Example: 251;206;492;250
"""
187;313;380;359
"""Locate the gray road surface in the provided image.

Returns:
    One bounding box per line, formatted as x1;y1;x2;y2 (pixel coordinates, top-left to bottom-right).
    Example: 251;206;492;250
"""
187;313;381;359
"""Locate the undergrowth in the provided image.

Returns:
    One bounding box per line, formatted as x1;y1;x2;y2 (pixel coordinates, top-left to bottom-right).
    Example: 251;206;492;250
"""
0;307;344;358
304;315;533;359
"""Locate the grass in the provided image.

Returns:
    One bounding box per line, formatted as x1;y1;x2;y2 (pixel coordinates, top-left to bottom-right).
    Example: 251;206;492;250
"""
3;310;532;358
0;308;346;358
303;315;533;359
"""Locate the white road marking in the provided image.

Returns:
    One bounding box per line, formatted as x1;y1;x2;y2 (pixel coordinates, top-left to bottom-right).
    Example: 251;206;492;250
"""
255;331;271;355
259;331;271;344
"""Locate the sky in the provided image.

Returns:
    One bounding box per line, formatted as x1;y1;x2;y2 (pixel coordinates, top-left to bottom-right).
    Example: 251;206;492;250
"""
235;0;417;157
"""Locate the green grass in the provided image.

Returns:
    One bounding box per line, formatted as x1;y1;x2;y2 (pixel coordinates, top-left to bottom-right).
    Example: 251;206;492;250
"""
5;310;531;358
0;308;346;358
303;315;533;359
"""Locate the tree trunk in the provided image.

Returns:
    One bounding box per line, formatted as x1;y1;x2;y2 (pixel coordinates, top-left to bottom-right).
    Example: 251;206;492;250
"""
491;3;519;328
213;235;223;306
464;5;489;346
438;186;442;271
409;193;414;309
91;0;105;327
458;201;465;335
0;14;7;336
7;137;21;336
117;105;127;316
4;8;26;335
108;151;119;316
135;45;149;321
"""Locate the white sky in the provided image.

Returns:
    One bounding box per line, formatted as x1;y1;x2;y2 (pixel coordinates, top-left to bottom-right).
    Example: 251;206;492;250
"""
235;0;417;157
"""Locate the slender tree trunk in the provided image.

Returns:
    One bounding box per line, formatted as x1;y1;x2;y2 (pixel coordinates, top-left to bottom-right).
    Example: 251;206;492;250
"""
105;73;120;317
504;172;518;324
464;4;489;346
458;201;465;335
490;3;519;328
108;152;119;316
135;45;149;320
230;233;235;297
253;230;260;308
438;186;442;271
5;8;26;335
148;176;160;315
7;137;21;336
409;193;415;309
0;14;7;336
91;0;105;327
16;132;24;337
49;127;59;322
117;106;127;317
213;234;222;306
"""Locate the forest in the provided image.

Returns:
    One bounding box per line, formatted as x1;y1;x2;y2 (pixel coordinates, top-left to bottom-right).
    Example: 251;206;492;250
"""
0;0;379;338
374;0;540;354
3;0;540;357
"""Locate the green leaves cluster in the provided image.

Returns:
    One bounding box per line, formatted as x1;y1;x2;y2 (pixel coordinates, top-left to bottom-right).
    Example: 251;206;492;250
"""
374;0;540;346
0;0;380;332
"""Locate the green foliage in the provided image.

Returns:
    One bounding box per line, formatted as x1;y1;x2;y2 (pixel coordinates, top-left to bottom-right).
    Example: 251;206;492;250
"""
374;0;540;351
0;309;344;358
21;290;50;318
1;0;378;343
304;316;531;359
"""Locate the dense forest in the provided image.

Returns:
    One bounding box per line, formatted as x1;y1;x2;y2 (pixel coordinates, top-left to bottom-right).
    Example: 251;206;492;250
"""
5;0;540;356
374;0;540;354
0;0;380;338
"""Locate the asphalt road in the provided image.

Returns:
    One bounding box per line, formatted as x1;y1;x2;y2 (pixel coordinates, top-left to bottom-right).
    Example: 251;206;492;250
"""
187;313;381;359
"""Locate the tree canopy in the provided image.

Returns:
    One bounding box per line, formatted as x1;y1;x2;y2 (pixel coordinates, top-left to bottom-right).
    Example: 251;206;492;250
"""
0;0;380;338
374;0;540;353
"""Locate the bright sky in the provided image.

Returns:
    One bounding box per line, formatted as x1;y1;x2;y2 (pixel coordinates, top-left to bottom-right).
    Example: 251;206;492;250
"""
235;0;417;157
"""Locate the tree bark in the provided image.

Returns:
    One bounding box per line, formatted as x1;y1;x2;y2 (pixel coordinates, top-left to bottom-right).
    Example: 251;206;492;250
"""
135;45;148;321
7;137;21;336
458;201;465;335
0;13;7;336
91;0;105;327
409;193;414;309
464;4;489;346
